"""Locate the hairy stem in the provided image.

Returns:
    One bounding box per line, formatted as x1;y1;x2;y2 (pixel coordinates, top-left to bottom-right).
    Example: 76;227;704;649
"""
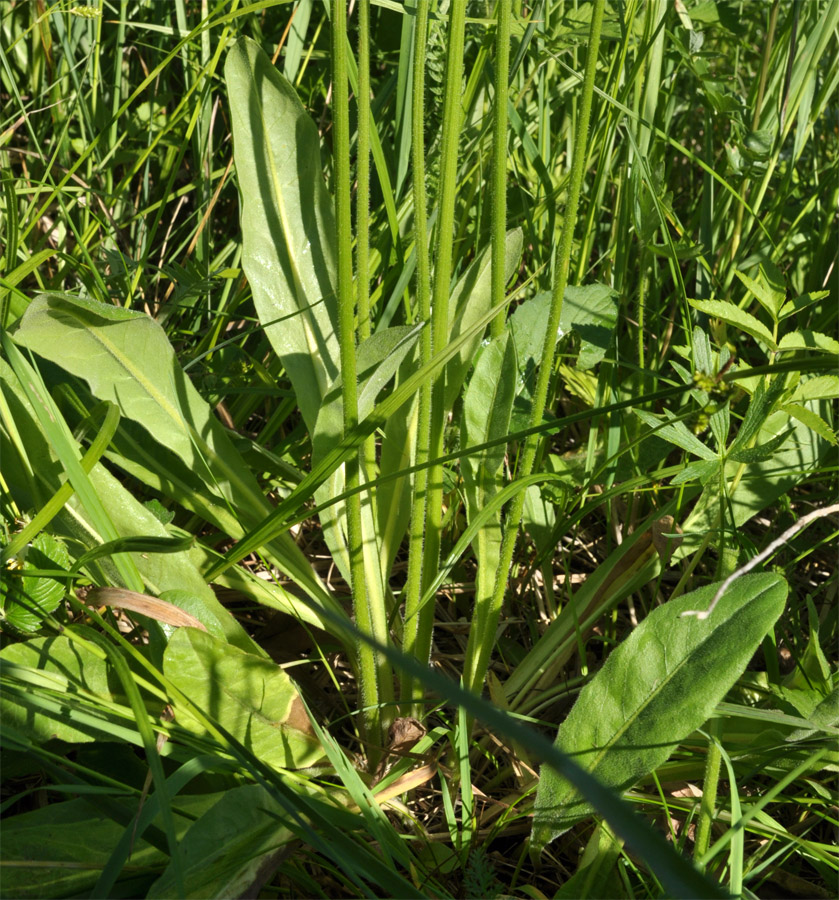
464;0;606;697
401;0;433;714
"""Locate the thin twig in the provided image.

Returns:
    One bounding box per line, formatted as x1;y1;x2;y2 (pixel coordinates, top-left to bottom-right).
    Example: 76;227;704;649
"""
680;503;839;619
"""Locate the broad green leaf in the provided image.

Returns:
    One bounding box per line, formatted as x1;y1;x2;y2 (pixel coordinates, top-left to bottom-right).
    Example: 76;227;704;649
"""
789;374;839;402
444;228;523;411
782;403;837;445
163;628;325;770
461;332;517;518
688;298;776;348
1;532;68;634
461;333;517;689
313;325;421;585
0;793;223;900
92;418;346;635
12;293;341;639
13;294;269;518
532;573;788;847
0;354;256;649
735;270;784;321
778;290;829;321
0;796;169;899
3;329;143;594
148;785;295;899
509;283;618;415
559;284;619;369
778;330;839;354
225;36;340;433
0;636;112;743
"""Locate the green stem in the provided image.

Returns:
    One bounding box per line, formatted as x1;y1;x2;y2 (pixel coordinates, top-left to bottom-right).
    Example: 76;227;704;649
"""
332;0;386;762
464;0;606;697
729;0;779;266
490;0;512;339
401;0;433;714
422;0;467;619
356;0;375;479
695;719;723;861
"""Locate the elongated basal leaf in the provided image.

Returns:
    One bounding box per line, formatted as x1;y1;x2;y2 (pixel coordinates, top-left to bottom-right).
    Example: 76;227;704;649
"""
532;573;788;849
225;36;340;433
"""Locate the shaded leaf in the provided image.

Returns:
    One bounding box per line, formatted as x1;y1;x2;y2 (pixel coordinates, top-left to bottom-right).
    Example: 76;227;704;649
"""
781;403;837;445
0;636;112;743
444;229;523;410
148;785;295;899
461;332;517;517
635;408;718;460
313;325;422;584
12;294;341;641
0;796;184;899
560;284;619;369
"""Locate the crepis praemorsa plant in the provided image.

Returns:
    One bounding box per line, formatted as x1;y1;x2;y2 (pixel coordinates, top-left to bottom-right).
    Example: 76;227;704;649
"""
1;2;836;897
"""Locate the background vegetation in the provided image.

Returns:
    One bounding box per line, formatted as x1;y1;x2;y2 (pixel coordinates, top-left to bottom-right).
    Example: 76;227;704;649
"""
1;1;837;898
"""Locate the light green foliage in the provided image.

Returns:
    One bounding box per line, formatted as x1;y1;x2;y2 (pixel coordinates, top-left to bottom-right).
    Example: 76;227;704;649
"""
313;325;422;583
460;332;516;691
461;333;517;517
224;37;340;434
509;283;618;426
533;574;788;848
11;293;346;640
163;628;325;770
